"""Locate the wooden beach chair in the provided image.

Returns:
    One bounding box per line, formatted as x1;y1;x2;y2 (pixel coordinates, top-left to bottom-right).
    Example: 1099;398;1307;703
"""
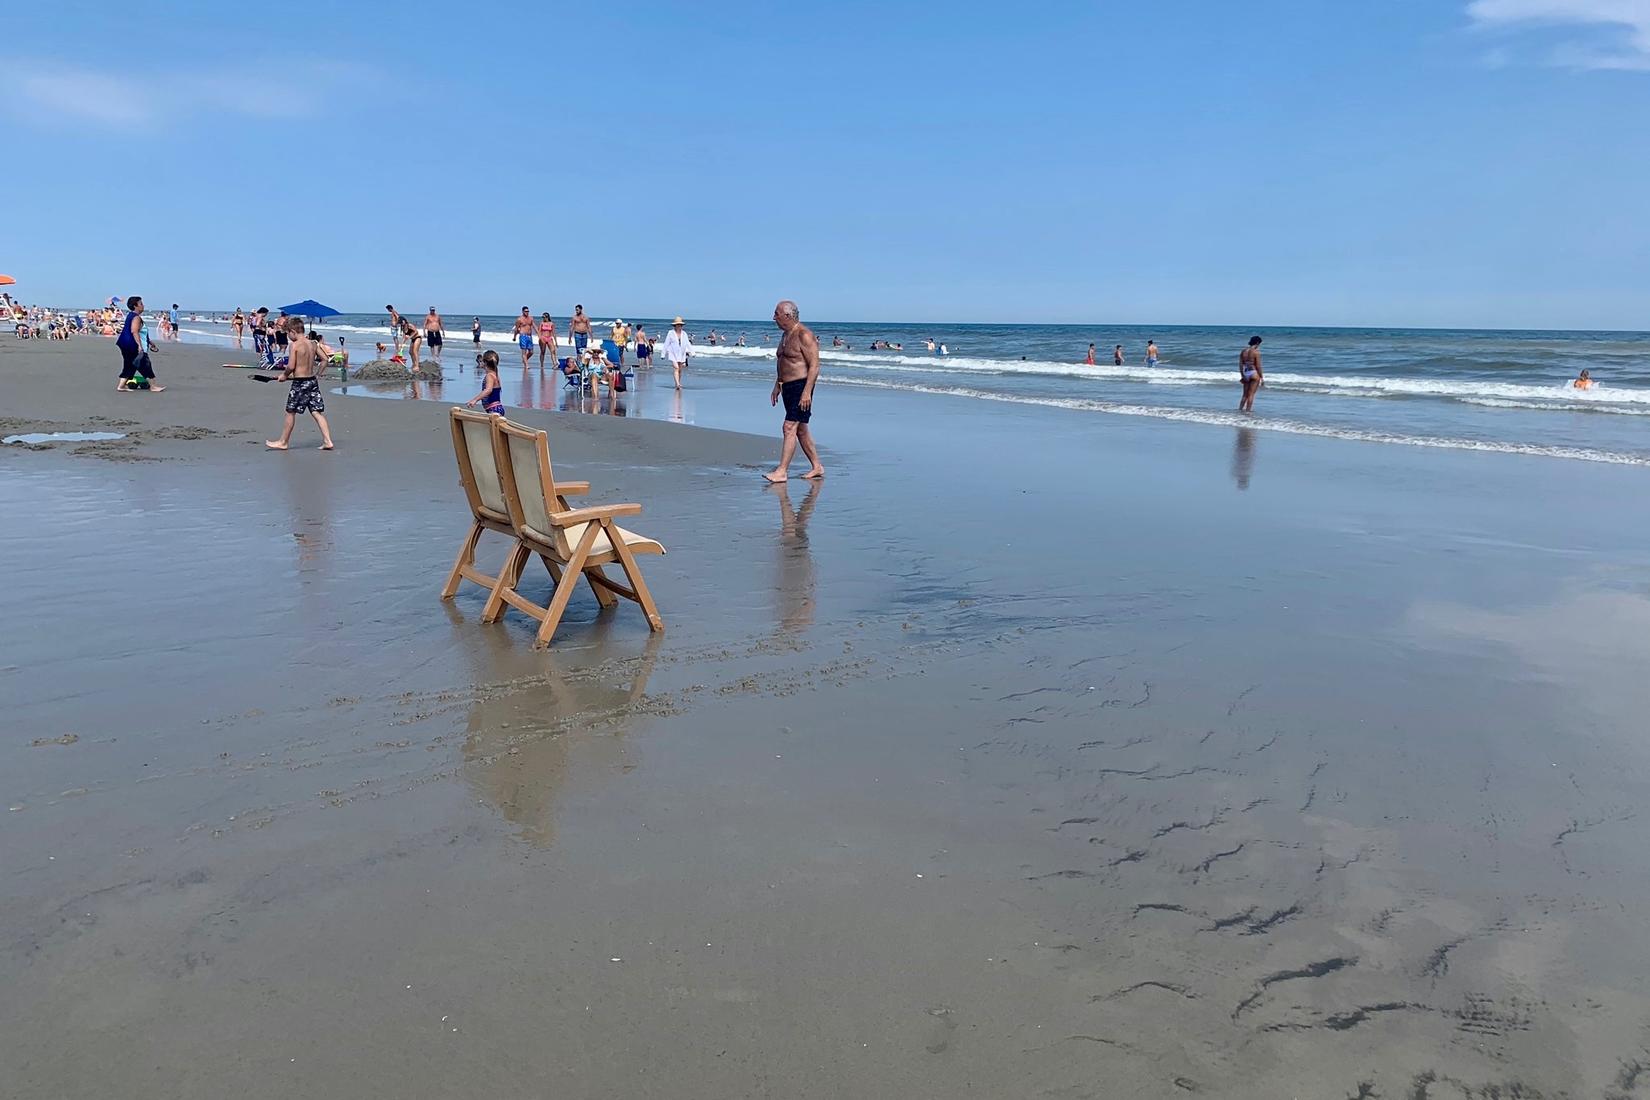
484;417;666;648
440;408;590;602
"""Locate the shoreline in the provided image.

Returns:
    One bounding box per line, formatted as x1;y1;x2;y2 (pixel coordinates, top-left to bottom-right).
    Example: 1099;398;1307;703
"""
151;318;1650;467
5;336;1650;1097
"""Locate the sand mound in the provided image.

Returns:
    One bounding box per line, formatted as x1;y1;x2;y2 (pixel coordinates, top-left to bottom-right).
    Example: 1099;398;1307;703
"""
352;359;443;381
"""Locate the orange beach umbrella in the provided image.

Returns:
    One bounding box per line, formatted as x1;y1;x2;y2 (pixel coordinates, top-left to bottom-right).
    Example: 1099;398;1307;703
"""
0;275;16;286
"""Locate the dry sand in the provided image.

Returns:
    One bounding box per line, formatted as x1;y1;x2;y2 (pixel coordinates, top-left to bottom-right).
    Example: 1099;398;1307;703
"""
4;336;1650;1097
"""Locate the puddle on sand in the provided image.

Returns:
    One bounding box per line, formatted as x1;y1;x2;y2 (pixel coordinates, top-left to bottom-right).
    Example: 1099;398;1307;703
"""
4;431;127;445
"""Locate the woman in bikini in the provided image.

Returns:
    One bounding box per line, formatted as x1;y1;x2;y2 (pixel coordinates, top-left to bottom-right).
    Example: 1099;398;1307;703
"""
1239;335;1263;413
537;312;558;368
402;319;424;374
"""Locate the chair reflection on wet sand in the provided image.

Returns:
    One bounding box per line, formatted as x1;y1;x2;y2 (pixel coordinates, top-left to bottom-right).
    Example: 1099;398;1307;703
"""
440;408;591;601
461;633;662;847
485;417;666;648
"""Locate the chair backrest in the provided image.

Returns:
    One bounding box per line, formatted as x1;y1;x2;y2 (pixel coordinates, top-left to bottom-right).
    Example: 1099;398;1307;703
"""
492;417;571;557
449;408;509;522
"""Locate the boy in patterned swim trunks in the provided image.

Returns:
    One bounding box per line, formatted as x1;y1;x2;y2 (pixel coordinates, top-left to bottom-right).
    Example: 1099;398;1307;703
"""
267;317;335;450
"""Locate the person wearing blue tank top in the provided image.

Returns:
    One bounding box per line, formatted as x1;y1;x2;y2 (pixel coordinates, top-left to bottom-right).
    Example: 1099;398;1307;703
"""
116;295;164;391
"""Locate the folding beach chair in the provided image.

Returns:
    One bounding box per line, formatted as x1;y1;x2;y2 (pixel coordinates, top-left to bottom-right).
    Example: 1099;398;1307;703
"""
559;357;582;387
440;408;589;601
484;417;666;648
602;339;635;378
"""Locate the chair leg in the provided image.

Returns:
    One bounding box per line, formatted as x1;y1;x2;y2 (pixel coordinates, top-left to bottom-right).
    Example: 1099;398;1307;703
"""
483;543;530;623
535;524;602;648
585;566;618;608
607;523;665;631
440;522;483;599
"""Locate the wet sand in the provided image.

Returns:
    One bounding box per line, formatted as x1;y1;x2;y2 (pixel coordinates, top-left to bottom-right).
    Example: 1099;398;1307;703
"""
5;338;1650;1097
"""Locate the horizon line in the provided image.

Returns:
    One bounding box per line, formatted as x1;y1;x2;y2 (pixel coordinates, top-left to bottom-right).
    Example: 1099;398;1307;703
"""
25;298;1650;336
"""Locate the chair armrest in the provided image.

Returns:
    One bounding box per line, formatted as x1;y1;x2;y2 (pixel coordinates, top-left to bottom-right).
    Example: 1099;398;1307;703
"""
549;503;642;525
552;481;590;495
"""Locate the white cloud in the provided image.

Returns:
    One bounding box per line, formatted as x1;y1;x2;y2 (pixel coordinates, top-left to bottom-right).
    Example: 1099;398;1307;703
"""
9;60;379;126
17;70;157;126
1467;0;1650;69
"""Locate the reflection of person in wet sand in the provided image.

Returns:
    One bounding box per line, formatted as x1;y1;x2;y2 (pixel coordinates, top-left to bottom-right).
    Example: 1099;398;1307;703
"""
770;479;820;633
764;299;825;483
1231;426;1256;491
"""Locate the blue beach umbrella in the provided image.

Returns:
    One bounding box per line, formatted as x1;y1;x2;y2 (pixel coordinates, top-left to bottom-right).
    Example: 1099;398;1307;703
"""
277;299;342;321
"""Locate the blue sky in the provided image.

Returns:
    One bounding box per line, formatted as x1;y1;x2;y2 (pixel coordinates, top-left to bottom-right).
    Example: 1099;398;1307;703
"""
6;0;1648;328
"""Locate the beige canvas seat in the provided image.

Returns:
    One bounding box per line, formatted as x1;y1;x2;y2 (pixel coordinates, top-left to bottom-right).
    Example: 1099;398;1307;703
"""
440;408;589;602
484;416;665;648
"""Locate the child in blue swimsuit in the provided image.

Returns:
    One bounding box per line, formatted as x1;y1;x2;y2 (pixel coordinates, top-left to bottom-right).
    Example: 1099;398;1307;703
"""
466;349;505;415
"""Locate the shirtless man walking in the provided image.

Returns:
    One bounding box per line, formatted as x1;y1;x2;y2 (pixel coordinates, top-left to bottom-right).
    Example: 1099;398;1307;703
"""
764;299;824;483
513;306;535;368
424;306;445;361
569;304;592;357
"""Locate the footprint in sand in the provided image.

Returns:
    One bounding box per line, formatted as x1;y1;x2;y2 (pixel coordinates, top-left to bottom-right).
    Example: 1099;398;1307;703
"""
924;1006;957;1054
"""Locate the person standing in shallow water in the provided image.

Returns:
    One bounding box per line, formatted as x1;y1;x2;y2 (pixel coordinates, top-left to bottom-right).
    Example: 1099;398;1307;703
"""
513;307;534;369
764;299;824;483
1239;335;1263;412
424;307;445;361
569;304;592;356
466;349;506;415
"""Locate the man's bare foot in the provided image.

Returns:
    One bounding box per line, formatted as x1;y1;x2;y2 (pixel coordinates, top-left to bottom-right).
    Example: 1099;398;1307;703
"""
265;441;289;450
319;443;334;450
149;385;165;392
802;467;825;479
762;471;787;484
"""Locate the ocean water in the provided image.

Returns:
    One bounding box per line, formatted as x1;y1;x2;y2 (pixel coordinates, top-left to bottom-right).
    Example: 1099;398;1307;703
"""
175;315;1650;465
